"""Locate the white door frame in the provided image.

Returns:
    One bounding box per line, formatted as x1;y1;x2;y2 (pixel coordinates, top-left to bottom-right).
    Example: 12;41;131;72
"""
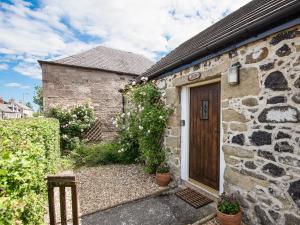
180;79;225;193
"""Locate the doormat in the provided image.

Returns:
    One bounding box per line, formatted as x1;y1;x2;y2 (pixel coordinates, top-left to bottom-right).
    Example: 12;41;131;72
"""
175;188;213;208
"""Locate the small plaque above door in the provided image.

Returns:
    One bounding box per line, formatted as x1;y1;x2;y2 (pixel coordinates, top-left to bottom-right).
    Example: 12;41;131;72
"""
201;100;209;120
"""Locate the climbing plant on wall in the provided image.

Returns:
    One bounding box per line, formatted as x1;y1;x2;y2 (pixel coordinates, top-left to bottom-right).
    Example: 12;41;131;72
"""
115;80;172;173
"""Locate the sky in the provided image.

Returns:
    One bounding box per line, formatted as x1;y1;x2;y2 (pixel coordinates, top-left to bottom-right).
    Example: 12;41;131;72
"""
0;0;251;109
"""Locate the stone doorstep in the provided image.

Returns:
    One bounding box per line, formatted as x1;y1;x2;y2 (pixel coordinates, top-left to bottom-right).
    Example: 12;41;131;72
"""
183;180;219;202
196;217;248;225
190;212;216;225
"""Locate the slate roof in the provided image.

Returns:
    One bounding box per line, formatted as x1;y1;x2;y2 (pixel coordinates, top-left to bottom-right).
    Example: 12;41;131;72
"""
0;104;12;113
39;46;154;76
143;0;300;79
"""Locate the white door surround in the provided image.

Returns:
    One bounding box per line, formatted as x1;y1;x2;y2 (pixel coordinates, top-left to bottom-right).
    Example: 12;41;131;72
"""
180;78;225;194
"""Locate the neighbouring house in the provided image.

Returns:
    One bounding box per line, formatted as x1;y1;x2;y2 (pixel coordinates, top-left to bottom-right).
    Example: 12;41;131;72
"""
14;102;34;118
141;0;300;224
0;98;33;119
39;46;153;140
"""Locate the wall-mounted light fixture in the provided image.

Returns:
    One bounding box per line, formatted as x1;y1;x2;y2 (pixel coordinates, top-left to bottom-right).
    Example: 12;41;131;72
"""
228;62;241;85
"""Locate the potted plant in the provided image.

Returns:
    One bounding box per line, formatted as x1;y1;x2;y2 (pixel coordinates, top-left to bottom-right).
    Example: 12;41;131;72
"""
155;164;171;186
217;192;242;225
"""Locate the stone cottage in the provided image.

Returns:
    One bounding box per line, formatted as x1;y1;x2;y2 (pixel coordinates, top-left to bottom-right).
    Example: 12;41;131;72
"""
39;46;153;140
141;0;300;224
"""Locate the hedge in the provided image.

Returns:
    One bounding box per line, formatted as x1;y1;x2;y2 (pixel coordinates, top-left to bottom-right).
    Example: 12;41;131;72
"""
0;118;60;225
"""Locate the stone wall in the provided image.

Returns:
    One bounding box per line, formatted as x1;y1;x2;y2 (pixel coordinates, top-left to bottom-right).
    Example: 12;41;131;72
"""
154;25;300;225
41;64;135;140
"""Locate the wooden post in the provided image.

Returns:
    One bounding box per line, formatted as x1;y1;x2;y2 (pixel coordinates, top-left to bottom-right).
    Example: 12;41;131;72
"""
46;174;79;225
59;186;67;225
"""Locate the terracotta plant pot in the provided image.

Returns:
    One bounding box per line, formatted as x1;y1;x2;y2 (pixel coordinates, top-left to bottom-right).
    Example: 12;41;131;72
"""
217;209;242;225
155;172;171;186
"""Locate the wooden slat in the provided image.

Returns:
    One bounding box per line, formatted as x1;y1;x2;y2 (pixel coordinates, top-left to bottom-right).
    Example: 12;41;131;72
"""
85;119;102;142
59;187;67;225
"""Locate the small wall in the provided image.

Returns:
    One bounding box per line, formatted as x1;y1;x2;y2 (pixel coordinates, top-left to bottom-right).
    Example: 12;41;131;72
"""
42;64;135;140
154;25;300;225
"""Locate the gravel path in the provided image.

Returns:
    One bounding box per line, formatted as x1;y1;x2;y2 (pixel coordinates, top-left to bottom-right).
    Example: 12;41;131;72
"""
75;164;163;215
46;164;164;224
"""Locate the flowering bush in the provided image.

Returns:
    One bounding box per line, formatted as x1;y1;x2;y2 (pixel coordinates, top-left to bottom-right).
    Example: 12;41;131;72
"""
115;82;172;173
218;192;241;215
47;104;95;153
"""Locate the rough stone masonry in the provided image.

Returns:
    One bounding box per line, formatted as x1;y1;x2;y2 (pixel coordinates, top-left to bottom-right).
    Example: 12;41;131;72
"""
154;25;300;225
41;63;134;140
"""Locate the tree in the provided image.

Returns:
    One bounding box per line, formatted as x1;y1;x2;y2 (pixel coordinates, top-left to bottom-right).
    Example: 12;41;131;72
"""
26;102;33;109
33;85;43;112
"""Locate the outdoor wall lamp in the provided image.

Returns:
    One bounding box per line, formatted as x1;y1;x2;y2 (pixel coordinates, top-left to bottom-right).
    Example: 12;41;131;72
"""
228;62;241;85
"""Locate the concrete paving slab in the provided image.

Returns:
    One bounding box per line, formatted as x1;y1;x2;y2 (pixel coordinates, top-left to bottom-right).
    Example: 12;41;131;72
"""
81;193;216;225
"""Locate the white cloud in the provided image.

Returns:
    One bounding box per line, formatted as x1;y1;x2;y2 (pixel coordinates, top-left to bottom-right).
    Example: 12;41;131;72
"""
0;63;8;70
4;82;31;89
0;0;251;79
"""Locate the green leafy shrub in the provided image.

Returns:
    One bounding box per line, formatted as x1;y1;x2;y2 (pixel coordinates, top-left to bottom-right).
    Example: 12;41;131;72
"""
218;192;240;215
71;142;121;166
156;164;170;173
47;104;95;153
115;82;172;173
0;118;60;225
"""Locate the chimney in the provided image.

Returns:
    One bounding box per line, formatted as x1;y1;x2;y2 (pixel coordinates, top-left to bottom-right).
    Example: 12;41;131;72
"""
9;98;15;104
0;97;3;104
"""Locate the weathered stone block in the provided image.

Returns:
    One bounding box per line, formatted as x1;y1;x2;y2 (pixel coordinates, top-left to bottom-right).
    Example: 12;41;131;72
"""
285;214;300;225
274;141;294;153
291;93;300;104
167;116;180;127
275;131;291;139
222;100;229;108
250;131;272;146
223;109;247;122
165;136;180;149
294;77;300;88
287;179;300;208
242;97;258;107
278;156;300;167
165;88;178;105
156;79;166;89
276;44;292;57
230;123;248;132
264;71;288;91
258;150;276;161
222;67;260;99
258;106;299;123
224;167;268;191
267;96;287;104
232;134;245;145
254;205;273;225
260;62;274;71
240;169;267;180
245;47;268;64
224;155;240;165
270;29;299;45
262;163;285;177
223;145;254;158
264;125;275;130
245;161;257;170
268;210;280;222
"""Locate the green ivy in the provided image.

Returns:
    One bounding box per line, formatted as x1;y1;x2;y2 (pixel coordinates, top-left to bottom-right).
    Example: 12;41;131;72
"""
115;83;172;173
47;104;95;153
0;118;60;225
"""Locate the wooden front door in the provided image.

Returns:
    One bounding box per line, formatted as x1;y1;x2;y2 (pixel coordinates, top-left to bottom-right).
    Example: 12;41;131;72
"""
189;82;220;190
